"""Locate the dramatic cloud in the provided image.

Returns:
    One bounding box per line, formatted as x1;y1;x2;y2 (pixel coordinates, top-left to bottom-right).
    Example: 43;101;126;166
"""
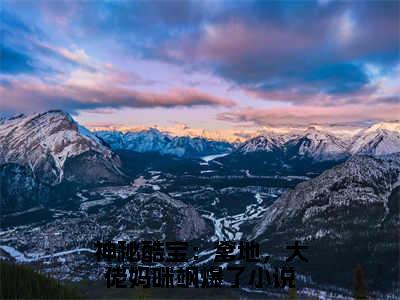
0;77;235;113
1;0;399;128
153;1;399;103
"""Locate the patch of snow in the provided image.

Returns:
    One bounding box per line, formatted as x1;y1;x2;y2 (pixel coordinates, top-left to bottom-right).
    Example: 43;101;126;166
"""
200;152;230;163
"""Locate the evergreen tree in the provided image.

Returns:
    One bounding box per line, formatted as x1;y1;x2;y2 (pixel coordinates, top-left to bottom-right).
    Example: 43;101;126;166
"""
353;264;368;299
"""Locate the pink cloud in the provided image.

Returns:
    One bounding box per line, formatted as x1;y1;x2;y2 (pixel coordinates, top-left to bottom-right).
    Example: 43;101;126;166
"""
218;104;400;126
164;21;315;65
0;78;235;113
243;84;384;106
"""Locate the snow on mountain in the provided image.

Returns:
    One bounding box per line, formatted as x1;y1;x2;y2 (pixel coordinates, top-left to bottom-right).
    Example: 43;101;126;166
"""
165;135;233;157
90;123;255;143
233;121;400;161
366;121;400;132
0;110;125;185
348;121;400;156
286;127;350;161
236;134;287;153
235;127;349;161
96;128;171;154
95;128;233;158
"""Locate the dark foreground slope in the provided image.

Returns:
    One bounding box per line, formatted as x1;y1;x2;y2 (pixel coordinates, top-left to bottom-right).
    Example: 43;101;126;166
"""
252;154;400;293
0;261;82;299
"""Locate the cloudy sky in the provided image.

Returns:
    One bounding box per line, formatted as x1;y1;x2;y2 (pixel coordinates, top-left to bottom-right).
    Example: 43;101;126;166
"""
1;0;399;131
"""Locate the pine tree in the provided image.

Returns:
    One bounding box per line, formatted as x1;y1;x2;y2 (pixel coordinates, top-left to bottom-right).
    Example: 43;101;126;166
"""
353;264;368;300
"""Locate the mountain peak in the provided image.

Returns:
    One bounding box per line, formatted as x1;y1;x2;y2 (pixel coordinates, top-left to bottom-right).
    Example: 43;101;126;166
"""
0;111;125;185
366;121;400;133
236;134;285;153
349;121;400;156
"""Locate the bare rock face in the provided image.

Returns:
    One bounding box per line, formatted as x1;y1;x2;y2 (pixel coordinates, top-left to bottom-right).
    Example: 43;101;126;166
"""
251;154;400;292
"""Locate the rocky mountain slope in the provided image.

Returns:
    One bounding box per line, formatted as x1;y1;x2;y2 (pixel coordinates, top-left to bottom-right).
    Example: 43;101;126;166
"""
235;134;287;153
251;153;400;291
1;110;399;296
1;111;398;215
0;111;127;213
0;110;125;185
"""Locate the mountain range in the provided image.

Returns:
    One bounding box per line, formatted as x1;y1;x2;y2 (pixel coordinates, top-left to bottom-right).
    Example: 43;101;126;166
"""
1;110;399;296
1;110;399;213
96;121;400;161
215;121;400;177
95;129;233;158
235;122;400;159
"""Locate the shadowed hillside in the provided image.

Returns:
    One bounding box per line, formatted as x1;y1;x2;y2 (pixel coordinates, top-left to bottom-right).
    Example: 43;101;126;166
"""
0;261;82;299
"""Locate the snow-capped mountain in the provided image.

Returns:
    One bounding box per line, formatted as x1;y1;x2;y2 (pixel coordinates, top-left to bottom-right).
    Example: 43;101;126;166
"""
285;127;350;161
96;128;171;154
235;134;287;153
234;122;399;161
0;110;128;214
234;127;349;161
0;110;126;186
95;129;233;158
349;121;400;156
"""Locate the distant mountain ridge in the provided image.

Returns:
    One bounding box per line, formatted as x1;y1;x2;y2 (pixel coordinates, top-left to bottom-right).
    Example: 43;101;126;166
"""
1;111;398;172
95;128;233;158
348;122;400;156
1;110;399;295
234;121;400;161
96;121;400;162
1;110;399;214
